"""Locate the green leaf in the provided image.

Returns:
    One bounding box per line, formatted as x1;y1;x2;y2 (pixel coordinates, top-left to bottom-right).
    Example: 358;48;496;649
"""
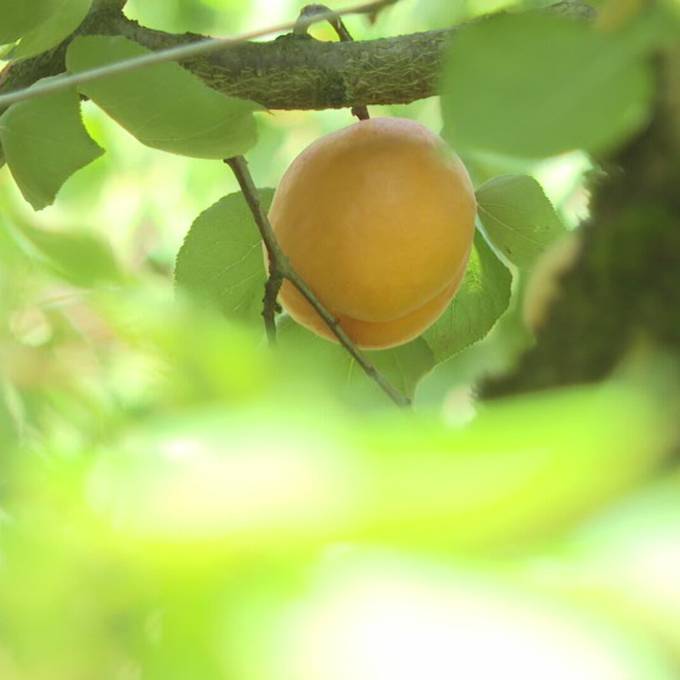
13;0;92;60
11;221;123;287
440;12;653;158
476;175;566;269
0;80;104;210
368;340;435;399
0;0;55;43
279;317;435;401
423;230;512;363
175;190;272;323
65;35;259;159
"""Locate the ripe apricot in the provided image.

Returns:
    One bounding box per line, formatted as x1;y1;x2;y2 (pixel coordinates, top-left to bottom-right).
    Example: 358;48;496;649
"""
268;117;477;349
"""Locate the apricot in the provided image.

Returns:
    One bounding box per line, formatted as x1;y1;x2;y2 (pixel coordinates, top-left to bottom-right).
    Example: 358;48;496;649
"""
268;117;477;349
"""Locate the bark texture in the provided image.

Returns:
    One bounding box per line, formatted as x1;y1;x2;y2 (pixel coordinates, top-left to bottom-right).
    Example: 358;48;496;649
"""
481;48;680;398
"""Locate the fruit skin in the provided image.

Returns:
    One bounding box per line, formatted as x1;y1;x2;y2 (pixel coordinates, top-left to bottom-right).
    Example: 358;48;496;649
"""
268;117;477;349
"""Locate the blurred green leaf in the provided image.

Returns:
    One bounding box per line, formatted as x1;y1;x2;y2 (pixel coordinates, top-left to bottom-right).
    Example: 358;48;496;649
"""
520;472;680;654
264;551;678;680
98;286;273;407
66;36;259;159
13;0;92;60
175;190;271;324
124;0;243;36
0;385;19;450
423;230;512;363
476;175;566;269
358;380;674;549
12;221;123;287
45;377;676;556
0;81;104;210
0;0;55;43
440;12;653;157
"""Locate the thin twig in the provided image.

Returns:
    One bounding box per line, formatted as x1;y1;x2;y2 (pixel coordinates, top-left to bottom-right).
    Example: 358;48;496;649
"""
282;268;411;408
0;0;399;110
294;4;371;121
224;157;282;343
262;264;284;343
225;155;411;408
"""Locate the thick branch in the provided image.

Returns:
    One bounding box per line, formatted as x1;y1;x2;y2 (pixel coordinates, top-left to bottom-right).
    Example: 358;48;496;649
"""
112;18;448;110
0;0;594;116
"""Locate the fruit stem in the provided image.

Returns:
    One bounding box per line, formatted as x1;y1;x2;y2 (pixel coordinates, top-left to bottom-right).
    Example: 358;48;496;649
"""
225;155;412;408
294;4;371;122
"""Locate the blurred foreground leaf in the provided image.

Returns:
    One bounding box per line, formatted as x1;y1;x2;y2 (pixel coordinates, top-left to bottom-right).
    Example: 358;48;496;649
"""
39;378;673;556
440;12;654;157
0;386;19;449
524;473;680;654
10;221;123;287
260;552;677;680
0;289;676;679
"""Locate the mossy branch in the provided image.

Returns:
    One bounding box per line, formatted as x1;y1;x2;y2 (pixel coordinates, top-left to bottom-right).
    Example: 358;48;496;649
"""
0;1;593;113
481;48;680;398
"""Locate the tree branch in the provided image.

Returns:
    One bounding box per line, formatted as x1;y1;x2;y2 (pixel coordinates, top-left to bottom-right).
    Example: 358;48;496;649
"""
223;157;283;344
0;0;421;112
481;47;680;399
294;3;371;120
225;155;412;408
113;18;447;111
0;1;595;116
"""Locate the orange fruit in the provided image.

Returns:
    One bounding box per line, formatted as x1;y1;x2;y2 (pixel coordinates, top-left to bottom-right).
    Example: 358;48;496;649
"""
269;117;476;349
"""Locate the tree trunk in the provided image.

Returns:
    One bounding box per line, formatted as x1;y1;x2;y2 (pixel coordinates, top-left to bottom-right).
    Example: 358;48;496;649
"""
481;49;680;398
